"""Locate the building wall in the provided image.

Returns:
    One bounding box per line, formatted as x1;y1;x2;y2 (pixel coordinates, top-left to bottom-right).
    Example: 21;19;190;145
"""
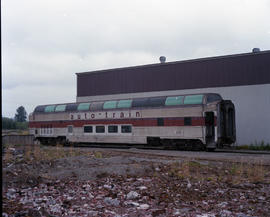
77;84;270;145
77;51;270;97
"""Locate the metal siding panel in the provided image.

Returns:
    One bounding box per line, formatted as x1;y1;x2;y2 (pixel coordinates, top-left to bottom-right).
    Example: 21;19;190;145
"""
77;51;270;97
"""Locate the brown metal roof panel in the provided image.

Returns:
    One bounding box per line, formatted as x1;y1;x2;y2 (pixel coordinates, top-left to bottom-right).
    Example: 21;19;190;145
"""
77;51;270;97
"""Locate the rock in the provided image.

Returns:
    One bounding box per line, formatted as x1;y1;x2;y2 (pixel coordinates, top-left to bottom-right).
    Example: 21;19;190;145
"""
96;204;104;209
88;193;94;198
50;204;62;213
235;213;252;217
17;154;24;158
202;201;208;205
178;208;192;213
87;211;99;216
137;186;147;190
173;209;181;215
8;188;16;194
217;189;225;194
28;208;42;217
104;184;112;189
127;191;140;200
218;202;228;208
125;201;140;207
9;147;16;152
6;192;16;199
152;209;166;216
14;211;28;217
138;204;150;210
82;184;91;191
220;210;232;217
104;197;120;206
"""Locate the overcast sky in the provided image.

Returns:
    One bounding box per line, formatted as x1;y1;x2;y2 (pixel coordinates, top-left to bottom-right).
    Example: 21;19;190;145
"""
2;0;270;118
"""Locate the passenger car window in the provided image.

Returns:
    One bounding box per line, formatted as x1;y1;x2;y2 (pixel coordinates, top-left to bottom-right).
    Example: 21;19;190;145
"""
66;104;78;111
67;125;73;134
108;125;118;133
184;95;204;105
84;126;93;133
55;105;66;112
45;105;55;112
34;105;46;113
96;126;105;133
132;98;149;108
103;101;117;109
90;102;104;111
207;94;222;103
148;97;166;107
121;125;132;133
117;100;132;108
165;96;184;106
78;103;91;111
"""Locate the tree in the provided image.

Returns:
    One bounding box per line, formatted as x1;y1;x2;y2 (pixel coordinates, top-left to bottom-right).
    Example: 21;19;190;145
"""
14;106;27;122
2;117;16;129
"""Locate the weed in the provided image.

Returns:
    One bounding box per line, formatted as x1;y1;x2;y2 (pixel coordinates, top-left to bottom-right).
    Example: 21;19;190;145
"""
94;151;103;158
33;145;42;160
206;177;214;182
3;147;14;163
246;161;266;183
188;161;203;168
165;159;269;184
236;141;270;151
24;145;32;162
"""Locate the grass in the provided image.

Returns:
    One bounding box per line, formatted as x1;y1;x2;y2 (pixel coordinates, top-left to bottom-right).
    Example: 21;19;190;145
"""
93;151;103;158
3;144;94;165
3;143;112;166
166;159;270;184
236;141;270;151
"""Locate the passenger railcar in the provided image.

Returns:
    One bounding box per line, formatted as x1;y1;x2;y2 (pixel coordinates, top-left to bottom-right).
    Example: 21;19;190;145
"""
29;93;236;151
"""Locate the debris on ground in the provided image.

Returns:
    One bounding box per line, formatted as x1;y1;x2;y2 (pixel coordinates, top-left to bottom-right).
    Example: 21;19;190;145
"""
2;145;270;216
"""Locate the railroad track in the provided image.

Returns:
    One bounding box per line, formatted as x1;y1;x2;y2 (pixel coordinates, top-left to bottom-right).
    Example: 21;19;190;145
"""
71;143;270;155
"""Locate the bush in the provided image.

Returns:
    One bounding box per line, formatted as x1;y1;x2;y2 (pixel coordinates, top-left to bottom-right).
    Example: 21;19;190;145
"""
2;116;28;130
15;122;28;130
2;117;16;129
236;141;270;151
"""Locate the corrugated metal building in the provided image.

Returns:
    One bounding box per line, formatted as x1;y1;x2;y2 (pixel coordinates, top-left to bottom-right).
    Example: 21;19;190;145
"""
76;50;270;145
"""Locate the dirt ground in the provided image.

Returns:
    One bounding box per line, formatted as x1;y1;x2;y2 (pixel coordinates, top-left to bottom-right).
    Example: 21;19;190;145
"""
2;145;270;217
